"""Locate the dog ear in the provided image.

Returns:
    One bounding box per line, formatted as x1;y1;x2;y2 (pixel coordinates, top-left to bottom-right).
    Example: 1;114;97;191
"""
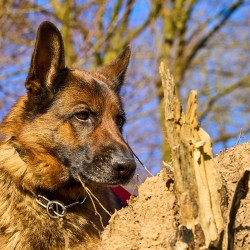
98;45;131;92
25;21;65;107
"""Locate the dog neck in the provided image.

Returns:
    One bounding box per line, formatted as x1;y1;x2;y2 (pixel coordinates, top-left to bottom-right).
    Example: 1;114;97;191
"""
0;140;88;205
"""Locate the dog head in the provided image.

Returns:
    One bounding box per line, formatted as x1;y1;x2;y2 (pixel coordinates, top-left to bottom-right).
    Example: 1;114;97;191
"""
2;21;136;192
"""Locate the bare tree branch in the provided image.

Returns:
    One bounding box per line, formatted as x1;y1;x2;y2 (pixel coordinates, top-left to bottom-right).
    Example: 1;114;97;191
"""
185;1;243;65
199;74;250;121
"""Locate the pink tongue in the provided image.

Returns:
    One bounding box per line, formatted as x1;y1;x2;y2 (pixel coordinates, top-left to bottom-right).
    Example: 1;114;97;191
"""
111;186;131;206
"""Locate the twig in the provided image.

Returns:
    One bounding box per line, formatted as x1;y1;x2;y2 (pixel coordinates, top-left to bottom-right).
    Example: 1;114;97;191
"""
78;177;111;229
131;174;139;195
131;150;154;177
125;140;154;177
235;128;243;146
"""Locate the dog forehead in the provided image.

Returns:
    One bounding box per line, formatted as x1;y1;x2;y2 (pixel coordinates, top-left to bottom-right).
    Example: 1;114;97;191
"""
54;69;122;113
69;69;114;86
68;69;119;99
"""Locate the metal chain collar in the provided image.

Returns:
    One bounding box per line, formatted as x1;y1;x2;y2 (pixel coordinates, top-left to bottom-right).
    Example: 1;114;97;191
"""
36;194;88;219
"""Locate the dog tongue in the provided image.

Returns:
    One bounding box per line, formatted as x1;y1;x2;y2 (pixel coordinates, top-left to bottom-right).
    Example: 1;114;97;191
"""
111;186;131;206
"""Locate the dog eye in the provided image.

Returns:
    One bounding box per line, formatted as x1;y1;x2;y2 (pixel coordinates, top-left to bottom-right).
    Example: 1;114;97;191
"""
74;111;90;122
115;115;125;127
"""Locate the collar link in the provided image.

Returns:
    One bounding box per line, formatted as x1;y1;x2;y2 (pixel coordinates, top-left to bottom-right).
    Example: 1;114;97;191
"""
36;194;88;219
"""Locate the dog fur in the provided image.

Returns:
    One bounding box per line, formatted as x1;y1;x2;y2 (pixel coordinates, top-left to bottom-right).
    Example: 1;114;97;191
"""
0;21;136;249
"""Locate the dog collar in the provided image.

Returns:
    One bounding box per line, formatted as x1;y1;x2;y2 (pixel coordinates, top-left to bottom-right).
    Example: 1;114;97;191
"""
36;194;88;219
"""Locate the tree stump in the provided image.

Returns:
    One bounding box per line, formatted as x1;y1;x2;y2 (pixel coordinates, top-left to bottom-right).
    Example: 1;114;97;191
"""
160;62;224;248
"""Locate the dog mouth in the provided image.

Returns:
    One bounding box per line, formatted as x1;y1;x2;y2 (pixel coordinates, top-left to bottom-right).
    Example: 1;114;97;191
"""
73;167;135;187
68;156;136;186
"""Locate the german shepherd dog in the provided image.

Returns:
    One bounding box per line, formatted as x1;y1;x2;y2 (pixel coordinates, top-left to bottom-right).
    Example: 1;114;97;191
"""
0;21;136;249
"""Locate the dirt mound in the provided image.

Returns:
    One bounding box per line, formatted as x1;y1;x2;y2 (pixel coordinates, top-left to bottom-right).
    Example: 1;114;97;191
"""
99;141;250;249
215;141;250;249
99;169;177;250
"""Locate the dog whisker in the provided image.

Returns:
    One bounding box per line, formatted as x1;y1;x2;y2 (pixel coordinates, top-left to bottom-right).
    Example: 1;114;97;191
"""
125;137;153;177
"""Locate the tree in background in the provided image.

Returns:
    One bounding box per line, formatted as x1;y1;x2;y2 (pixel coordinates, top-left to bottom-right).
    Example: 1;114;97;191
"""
0;0;249;173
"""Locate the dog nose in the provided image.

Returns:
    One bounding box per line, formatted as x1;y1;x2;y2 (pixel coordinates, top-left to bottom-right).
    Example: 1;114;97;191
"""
113;158;136;177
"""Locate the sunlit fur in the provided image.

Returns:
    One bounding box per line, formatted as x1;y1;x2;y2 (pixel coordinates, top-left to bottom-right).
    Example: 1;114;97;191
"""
0;21;135;249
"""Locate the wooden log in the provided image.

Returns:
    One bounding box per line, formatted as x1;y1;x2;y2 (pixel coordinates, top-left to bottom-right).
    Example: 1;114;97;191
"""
159;62;224;248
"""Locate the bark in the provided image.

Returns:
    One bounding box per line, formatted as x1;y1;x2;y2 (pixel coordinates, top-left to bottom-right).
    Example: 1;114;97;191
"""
160;62;224;248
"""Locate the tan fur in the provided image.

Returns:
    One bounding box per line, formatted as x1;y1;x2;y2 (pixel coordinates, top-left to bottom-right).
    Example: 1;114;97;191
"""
0;21;134;249
0;118;121;249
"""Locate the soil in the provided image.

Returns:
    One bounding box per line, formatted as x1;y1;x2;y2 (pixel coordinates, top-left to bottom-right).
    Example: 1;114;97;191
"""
98;141;250;250
215;141;250;249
